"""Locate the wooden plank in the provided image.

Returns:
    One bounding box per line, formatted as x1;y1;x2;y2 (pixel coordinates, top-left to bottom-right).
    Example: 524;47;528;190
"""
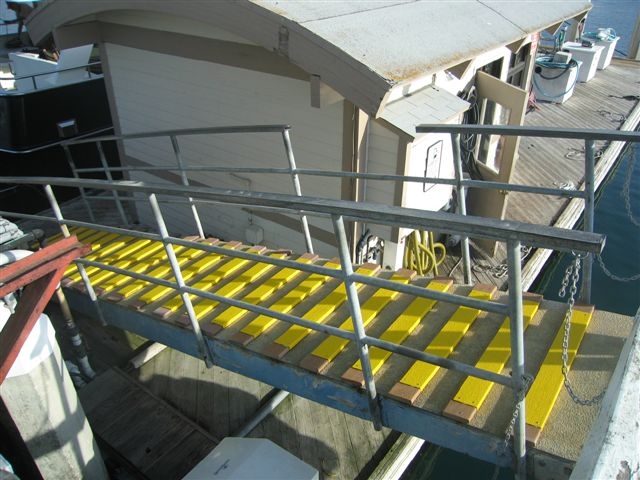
79;238;158;287
230;259;342;346
342;277;454;386
388;284;497;404
443;293;542;423
104;246;201;303
525;304;595;446
168;245;265;321
63;235;139;284
133;245;225;310
63;231;122;277
203;253;317;334
261;263;380;359
92;242;168;295
300;269;413;373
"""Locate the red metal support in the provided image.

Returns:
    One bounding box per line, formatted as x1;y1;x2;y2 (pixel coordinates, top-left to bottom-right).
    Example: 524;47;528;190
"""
0;235;90;384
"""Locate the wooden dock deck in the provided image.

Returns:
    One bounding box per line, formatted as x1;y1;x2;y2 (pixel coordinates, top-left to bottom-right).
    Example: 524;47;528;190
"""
446;57;640;289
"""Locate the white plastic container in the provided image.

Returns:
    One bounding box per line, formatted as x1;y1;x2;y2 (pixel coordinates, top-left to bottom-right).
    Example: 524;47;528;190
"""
561;42;605;82
587;35;620;69
533;60;580;104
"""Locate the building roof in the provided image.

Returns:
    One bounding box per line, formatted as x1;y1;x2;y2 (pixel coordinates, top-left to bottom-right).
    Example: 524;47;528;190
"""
380;85;470;139
26;1;591;116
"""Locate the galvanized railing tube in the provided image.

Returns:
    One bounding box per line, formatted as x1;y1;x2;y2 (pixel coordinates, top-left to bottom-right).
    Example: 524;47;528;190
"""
506;239;527;480
170;135;205;238
332;214;382;429
96;141;128;225
43;184;106;325
581;138;596;303
282;128;314;254
147;193;213;367
60;144;96;223
451;133;472;284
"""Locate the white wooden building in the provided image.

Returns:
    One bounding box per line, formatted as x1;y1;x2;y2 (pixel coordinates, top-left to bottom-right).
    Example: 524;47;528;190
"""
26;1;591;268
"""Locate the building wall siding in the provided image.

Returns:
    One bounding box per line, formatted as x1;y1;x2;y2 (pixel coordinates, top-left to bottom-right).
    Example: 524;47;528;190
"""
105;43;344;255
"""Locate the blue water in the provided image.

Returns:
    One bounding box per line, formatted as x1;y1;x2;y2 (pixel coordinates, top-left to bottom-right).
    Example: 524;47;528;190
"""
535;144;640;316
402;2;639;478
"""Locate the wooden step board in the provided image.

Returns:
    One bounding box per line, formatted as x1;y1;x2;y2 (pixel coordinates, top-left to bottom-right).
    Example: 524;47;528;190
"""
299;269;415;373
201;253;318;336
443;293;543;423
56;228;606;454
525;303;595;446
229;259;343;347
173;247;278;327
388;284;497;405
342;277;454;387
258;262;379;357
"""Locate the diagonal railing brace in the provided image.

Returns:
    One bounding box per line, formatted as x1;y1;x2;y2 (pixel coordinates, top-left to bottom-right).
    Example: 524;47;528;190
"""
0;235;90;384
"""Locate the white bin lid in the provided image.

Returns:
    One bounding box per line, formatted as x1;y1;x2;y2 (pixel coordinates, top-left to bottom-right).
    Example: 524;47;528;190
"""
182;437;319;480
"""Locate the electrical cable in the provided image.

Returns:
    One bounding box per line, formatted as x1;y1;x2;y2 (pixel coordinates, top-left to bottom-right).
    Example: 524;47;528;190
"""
533;56;579;100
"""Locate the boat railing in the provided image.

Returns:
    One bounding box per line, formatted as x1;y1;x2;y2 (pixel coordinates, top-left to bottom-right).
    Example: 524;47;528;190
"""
60;123;639;302
0;60;102;94
0;170;605;477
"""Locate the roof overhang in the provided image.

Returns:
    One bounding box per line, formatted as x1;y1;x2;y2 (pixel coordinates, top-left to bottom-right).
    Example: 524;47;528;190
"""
26;1;591;117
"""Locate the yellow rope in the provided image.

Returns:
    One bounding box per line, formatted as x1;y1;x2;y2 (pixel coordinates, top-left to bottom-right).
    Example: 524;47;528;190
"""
403;230;446;276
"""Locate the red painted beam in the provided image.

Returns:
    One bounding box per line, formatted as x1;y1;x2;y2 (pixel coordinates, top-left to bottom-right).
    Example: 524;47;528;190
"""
0;236;91;384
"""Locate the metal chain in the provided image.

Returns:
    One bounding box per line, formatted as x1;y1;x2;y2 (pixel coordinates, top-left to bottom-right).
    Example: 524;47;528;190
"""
472;245;532;279
596;253;640;282
502;373;534;450
558;254;606;406
493;372;534;479
622;144;640;228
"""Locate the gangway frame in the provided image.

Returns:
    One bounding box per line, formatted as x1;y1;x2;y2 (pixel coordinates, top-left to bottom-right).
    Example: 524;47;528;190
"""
1;174;605;479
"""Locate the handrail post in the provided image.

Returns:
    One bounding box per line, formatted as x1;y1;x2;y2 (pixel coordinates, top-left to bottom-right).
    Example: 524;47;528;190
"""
96;140;128;225
60;144;96;223
282;128;314;254
169;135;205;238
44;184;106;325
147;193;213;367
506;239;526;480
581;138;595;303
332;214;382;429
451;133;472;284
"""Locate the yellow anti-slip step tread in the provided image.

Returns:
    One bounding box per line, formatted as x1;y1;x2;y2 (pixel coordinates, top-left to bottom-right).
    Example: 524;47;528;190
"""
204;253;318;334
233;259;343;346
63;231;124;276
299;269;414;373
174;246;269;321
525;304;594;446
81;238;158;287
388;284;497;405
138;249;228;308
342;278;454;386
262;263;381;355
93;242;169;295
105;246;203;302
64;235;139;282
177;252;280;325
443;293;543;423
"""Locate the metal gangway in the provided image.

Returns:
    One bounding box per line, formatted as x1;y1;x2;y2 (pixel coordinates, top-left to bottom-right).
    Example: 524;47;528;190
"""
2;124;639;479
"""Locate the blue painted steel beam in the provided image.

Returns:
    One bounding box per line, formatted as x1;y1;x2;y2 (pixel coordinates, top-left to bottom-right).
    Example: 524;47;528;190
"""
63;287;513;468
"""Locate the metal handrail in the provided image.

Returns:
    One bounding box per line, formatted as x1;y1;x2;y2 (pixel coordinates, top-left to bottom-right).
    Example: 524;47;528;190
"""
5;122;638;477
0;60;103;94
